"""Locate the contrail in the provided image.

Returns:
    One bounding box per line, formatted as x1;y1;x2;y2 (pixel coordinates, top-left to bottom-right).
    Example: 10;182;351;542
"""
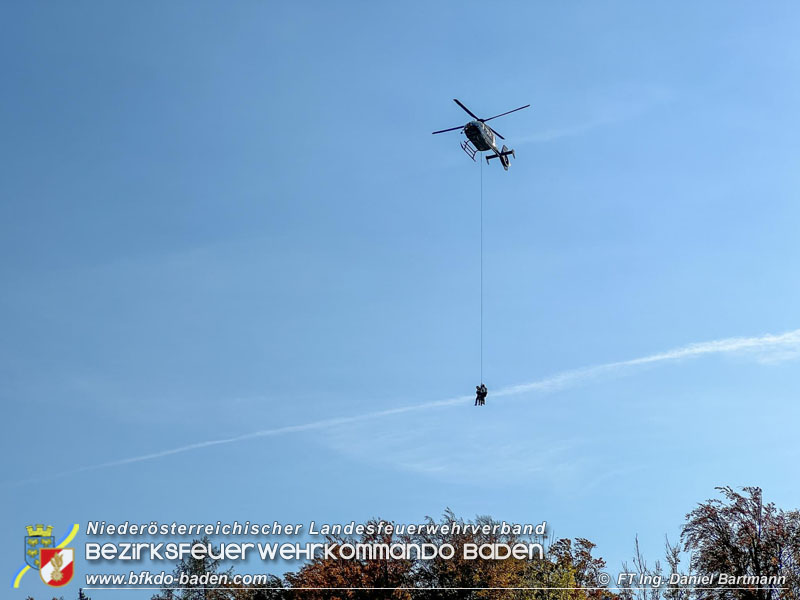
6;328;800;487
495;328;800;397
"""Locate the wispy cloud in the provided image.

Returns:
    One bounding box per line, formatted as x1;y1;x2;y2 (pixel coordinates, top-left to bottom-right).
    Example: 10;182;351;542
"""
516;83;675;145
5;328;800;488
515;116;621;145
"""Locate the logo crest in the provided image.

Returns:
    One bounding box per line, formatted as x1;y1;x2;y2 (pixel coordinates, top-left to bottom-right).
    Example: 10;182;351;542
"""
39;548;74;587
24;524;55;569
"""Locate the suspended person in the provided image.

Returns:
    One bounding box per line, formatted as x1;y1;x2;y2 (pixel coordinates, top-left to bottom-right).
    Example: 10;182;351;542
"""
475;384;487;406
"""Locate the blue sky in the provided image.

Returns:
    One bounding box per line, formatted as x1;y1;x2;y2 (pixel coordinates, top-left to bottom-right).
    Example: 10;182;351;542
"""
2;1;800;597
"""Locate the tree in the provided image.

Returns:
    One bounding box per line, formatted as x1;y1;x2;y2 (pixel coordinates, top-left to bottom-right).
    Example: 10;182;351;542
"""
411;510;528;600
618;536;689;600
151;536;235;600
150;511;613;600
681;487;800;600
285;518;414;600
284;509;610;600
222;576;287;600
532;537;610;600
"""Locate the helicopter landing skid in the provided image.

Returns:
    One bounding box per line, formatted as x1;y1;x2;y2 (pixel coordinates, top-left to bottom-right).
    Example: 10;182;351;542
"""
460;140;477;161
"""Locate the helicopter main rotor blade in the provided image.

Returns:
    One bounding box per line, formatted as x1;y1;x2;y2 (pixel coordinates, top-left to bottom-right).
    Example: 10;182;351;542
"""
487;126;505;140
432;125;464;135
453;98;481;121
482;104;531;122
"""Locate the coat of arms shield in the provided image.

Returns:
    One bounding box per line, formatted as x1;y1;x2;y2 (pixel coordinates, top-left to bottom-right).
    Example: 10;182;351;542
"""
40;547;75;587
24;525;55;569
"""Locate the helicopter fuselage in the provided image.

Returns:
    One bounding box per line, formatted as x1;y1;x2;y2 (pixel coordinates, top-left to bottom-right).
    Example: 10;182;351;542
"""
464;120;497;152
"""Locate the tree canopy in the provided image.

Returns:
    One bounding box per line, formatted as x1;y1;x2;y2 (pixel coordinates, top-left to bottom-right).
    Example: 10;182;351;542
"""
139;490;800;600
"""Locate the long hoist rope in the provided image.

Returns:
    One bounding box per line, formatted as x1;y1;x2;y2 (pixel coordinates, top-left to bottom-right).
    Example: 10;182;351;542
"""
480;152;484;384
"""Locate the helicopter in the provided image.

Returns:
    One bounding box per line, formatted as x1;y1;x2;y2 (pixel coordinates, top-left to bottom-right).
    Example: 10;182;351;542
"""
432;99;530;170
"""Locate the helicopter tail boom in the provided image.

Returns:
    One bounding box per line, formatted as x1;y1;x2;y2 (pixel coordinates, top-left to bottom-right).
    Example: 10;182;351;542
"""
485;145;515;170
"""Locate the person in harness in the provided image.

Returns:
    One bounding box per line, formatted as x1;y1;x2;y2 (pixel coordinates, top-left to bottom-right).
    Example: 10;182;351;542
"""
475;383;488;406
